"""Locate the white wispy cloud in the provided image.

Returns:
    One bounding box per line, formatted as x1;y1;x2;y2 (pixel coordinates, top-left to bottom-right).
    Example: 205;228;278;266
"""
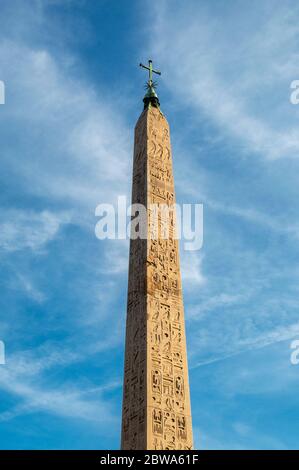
0;39;131;211
188;292;247;319
0;339;121;424
0;367;115;424
0;209;71;252
0;3;131;429
151;0;299;160
14;273;46;303
98;240;129;275
181;252;206;289
191;321;299;369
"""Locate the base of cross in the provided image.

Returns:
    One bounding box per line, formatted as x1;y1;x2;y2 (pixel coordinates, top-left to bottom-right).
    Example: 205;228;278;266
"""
143;95;160;109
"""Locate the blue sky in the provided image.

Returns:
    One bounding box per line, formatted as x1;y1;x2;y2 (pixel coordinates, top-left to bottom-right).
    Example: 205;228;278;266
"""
0;0;299;450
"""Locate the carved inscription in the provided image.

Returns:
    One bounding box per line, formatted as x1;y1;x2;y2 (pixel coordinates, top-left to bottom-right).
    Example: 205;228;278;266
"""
121;106;193;450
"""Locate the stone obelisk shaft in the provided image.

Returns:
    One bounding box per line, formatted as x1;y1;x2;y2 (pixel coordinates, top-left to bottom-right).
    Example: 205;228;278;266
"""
121;105;193;450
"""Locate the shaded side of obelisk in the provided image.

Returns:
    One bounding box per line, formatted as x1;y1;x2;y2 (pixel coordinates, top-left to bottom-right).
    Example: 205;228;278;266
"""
121;100;193;450
121;108;148;450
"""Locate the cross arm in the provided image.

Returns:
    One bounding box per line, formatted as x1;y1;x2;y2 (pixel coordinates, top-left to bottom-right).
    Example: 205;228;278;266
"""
139;60;161;83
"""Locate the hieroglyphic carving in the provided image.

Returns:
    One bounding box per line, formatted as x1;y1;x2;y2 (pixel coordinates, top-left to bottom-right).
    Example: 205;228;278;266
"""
121;111;148;450
121;106;193;450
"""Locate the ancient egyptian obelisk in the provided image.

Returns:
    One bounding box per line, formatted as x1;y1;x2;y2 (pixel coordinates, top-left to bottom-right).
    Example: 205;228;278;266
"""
121;60;193;450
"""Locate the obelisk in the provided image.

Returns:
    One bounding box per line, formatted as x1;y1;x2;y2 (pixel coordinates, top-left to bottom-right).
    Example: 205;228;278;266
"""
121;60;193;450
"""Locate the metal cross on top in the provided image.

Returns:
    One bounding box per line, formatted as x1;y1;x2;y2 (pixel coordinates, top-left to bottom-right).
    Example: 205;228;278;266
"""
139;59;161;86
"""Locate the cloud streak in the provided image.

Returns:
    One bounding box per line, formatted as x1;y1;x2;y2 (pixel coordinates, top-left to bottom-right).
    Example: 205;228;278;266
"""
151;0;299;160
0;209;71;253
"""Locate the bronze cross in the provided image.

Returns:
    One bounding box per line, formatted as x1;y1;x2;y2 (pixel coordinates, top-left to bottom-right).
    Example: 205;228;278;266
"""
139;59;161;86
